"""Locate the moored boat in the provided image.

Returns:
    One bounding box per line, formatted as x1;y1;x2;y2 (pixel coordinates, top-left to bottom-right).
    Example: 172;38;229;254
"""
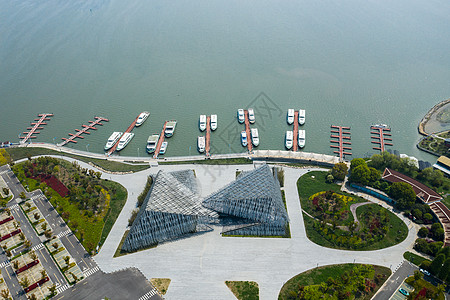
285;131;293;149
135;111;150;127
159;141;168;154
211;114;218;131
104;132;122;151
116;132;135;151
299;109;306;125
248;108;255;124
198;136;205;153
146;134;160;154
251;128;259;147
241;131;248;147
298;129;305;148
165;120;177;137
287;109;294;125
199;115;207;131
237;109;245;123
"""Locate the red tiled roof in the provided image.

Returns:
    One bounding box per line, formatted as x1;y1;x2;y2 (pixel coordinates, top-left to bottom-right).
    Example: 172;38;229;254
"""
381;168;442;204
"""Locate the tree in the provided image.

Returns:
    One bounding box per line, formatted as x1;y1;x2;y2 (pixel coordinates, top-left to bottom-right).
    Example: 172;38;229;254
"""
430;254;445;275
28;294;36;300
40;269;47;280
64;256;70;266
350;158;366;171
23;240;31;249
30;251;37;261
326;174;334;183
0;289;11;300
418;227;428;238
19;233;25;241
349;164;371;185
41;222;47;231
48;285;56;297
52;242;59;249
438;258;450;281
70;272;78;282
19;192;26;199
331;163;348;181
12;260;19;270
33;212;40;220
19;276;29;289
2;188;9;196
413;270;423;281
389;182;416;209
368;167;381;183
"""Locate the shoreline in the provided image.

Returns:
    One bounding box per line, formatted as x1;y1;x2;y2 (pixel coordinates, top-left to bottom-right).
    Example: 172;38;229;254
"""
418;97;450;136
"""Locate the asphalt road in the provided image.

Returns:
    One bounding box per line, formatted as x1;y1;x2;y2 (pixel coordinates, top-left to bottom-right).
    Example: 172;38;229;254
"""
373;260;418;300
0;165;26;199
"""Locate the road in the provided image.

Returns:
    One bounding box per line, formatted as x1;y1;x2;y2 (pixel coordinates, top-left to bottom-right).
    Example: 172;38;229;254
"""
372;261;418;300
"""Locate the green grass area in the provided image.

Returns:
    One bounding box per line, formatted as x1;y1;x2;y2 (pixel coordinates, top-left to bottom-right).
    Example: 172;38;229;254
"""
6;147;149;173
278;264;391;300
403;251;431;266
298;171;407;250
225;281;259;300
159;157;252;165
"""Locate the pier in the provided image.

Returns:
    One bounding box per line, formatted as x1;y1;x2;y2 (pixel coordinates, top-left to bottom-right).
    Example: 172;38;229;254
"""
59;116;109;147
205;116;211;156
20;113;53;144
292;111;299;151
153;121;168;159
371;125;393;152
330;125;352;161
244;110;253;152
107;114;140;155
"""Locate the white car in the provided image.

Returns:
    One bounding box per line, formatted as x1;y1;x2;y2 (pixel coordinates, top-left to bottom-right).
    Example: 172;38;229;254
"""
237;109;245;123
420;269;430;276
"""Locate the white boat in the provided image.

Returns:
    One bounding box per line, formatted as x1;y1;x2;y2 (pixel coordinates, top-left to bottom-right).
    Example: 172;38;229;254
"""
287;109;295;125
116;132;135;151
165;120;177;137
159;141;168;154
241;131;248;147
251;128;259;147
237;109;245;123
298;129;305;148
210;114;218;131
197;136;205;153
285;131;293;149
146;134;160;154
248;108;255;124
104;132;122;151
299;109;306;125
199;115;207;131
135;111;150;127
372;124;389;129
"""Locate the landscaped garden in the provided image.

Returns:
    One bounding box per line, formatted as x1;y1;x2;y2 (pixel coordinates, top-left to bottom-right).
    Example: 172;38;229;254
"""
405;271;446;300
278;264;391;300
12;156;127;253
298;171;408;250
225;280;259;300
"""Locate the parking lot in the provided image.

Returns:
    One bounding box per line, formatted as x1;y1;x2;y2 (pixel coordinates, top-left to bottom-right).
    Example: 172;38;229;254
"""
390;282;414;300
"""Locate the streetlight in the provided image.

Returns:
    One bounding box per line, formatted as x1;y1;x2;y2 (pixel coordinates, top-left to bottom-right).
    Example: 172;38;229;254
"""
86;144;89;152
137;147;140;157
189;146;191;156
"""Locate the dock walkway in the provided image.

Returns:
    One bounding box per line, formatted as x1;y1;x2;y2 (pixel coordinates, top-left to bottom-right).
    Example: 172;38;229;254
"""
371;126;393;152
205;116;211;156
330;125;352;161
293;111;299;151
59;116;109;147
107;114;140;155
153;121;168;159
244;110;253;153
20;113;53;144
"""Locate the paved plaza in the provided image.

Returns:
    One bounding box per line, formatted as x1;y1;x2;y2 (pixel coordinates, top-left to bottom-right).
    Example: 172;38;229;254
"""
87;161;419;300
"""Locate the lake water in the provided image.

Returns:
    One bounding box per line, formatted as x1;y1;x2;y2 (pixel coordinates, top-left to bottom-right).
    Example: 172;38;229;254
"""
1;0;450;161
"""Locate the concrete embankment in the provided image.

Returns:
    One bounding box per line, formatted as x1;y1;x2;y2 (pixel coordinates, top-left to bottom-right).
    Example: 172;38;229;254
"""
418;98;450;136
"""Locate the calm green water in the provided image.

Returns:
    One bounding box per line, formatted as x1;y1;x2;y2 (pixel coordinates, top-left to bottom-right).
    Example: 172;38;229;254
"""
1;0;450;161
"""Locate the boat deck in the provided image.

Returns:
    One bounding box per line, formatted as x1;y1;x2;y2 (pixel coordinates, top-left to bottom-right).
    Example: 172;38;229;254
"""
107;114;140;155
59;116;109;147
20;113;53;144
244;110;253;153
153;121;168;159
371;126;393;152
293;111;299;151
330;125;352;161
206;116;211;156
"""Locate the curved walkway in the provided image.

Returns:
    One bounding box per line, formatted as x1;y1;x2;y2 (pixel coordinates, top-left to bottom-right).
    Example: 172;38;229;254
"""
349;201;372;230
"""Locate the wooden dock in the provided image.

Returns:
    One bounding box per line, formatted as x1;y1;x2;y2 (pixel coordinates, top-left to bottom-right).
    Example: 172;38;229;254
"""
107;114;140;156
153;121;168;159
330;125;352;161
205;116;211;156
371;126;393;152
59;116;109;147
244;110;253;153
293;111;299;151
20;113;53;144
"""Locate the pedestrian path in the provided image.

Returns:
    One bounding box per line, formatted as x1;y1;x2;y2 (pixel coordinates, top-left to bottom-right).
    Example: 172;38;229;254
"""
57;229;72;239
32;243;45;251
138;288;158;300
0;260;10;268
9;204;19;210
57;283;70;294
82;265;100;278
0;170;7;175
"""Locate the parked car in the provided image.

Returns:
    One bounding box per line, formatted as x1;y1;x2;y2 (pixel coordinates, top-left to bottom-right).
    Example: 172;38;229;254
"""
399;288;409;296
420;268;430;276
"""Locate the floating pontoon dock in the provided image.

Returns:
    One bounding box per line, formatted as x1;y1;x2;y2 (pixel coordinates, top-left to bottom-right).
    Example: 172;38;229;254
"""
330;125;352;161
59;116;109;146
293;110;299;151
371;125;393;152
153;121;168;159
244;110;253;152
20;113;53;144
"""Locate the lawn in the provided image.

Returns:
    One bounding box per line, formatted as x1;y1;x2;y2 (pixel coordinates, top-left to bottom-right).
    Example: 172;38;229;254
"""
225;281;259;300
403;251;431;266
159;157;253;165
298;171;407;250
6;147;149;173
278;264;391;300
